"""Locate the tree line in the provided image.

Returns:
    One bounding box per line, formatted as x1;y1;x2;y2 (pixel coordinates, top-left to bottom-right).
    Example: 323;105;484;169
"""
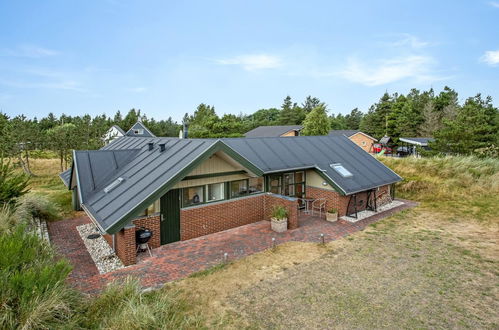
1;86;497;175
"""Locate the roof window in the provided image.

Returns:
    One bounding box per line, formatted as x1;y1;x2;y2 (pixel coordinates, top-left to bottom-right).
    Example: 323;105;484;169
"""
104;177;124;193
330;163;353;178
134;129;144;134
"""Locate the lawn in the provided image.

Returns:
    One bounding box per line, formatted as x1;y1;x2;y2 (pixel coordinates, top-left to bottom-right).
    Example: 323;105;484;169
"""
171;156;499;328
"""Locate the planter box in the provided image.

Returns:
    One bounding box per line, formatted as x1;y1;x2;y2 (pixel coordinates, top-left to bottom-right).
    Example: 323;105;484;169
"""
326;212;338;222
271;218;288;232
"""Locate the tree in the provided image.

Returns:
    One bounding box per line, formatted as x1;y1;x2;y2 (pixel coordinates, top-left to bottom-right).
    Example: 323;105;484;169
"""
301;96;323;114
46;124;79;171
359;92;394;139
279;96;305;125
433;94;498;155
189;104;219;138
301;105;330;136
330;113;347;130
9;115;39;176
344;108;363;130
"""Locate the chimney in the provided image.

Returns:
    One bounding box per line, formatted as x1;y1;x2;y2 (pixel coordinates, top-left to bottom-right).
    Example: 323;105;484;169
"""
159;143;166;152
148;142;154;151
182;113;189;139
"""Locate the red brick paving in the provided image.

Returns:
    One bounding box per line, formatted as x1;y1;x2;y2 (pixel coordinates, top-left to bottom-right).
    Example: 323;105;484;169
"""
48;199;417;294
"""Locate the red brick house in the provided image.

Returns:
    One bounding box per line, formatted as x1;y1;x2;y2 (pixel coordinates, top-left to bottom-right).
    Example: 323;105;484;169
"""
61;135;401;265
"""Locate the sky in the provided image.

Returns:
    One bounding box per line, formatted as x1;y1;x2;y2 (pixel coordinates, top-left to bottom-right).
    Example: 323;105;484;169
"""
1;0;498;122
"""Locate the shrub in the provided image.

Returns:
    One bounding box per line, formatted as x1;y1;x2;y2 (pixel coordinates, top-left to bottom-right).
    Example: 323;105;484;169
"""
0;225;80;329
14;194;60;224
328;208;338;214
271;205;288;220
84;277;202;329
0;158;30;207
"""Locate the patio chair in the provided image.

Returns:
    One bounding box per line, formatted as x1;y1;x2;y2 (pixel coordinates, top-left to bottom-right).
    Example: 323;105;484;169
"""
311;198;326;218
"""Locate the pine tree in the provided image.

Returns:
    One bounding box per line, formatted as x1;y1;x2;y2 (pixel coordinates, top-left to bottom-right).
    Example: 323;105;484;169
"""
278;96;304;125
344;108;363;130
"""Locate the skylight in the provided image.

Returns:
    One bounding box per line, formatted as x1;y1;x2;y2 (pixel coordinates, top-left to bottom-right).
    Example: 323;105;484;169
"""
104;177;124;193
330;163;353;177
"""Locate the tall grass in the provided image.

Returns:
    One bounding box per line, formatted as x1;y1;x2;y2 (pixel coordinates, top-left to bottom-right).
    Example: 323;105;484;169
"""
381;156;499;222
84;278;203;329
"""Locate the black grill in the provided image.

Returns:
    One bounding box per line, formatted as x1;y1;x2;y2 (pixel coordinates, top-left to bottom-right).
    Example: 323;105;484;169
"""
135;227;152;244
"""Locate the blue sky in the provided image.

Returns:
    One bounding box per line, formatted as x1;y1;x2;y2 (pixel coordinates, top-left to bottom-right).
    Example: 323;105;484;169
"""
1;0;498;122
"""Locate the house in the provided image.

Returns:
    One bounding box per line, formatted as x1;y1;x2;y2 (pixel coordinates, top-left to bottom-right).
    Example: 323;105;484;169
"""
102;125;125;144
60;135;401;266
244;125;302;137
328;130;377;153
125;121;156;138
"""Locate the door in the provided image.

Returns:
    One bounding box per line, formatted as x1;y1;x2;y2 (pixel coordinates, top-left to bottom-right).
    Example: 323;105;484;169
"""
160;189;180;244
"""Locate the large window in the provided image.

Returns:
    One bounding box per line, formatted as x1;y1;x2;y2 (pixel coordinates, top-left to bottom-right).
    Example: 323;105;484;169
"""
139;198;160;216
267;171;305;198
230;179;248;198
249;177;264;194
182;185;204;207
207;182;224;202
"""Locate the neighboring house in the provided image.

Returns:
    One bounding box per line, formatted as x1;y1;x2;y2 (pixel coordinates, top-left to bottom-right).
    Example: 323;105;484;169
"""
60;135;401;266
244;125;302;137
125;121;156;138
102;125;125;145
328;130;377;153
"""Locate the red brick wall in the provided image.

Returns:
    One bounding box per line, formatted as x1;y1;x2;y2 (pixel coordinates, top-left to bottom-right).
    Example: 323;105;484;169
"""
103;234;113;247
306;185;392;216
263;194;299;229
180;194;265;240
133;214;161;249
115;226;136;266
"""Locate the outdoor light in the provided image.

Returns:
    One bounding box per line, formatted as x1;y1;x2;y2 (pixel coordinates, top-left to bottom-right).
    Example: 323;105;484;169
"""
322;181;328;186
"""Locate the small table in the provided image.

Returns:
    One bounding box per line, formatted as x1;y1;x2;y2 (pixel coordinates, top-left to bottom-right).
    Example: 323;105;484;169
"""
300;198;315;214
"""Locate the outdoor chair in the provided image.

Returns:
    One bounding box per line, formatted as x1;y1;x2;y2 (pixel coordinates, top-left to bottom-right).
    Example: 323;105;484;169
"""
311;198;326;218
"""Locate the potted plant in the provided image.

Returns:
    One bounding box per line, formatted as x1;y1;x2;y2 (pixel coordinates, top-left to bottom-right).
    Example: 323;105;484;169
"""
326;208;338;222
270;205;288;233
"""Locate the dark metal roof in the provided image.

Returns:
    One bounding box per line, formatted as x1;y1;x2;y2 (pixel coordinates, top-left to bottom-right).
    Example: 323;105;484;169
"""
59;168;71;187
125;122;156;137
67;135;401;234
328;130;359;137
223;136;401;195
244;125;302;137
399;137;434;146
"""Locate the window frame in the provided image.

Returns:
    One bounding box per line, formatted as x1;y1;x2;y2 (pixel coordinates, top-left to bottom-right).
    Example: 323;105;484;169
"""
181;185;206;208
266;170;306;198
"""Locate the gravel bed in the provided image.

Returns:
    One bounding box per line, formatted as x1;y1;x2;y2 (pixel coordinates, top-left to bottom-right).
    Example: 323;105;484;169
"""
77;223;124;274
341;200;405;223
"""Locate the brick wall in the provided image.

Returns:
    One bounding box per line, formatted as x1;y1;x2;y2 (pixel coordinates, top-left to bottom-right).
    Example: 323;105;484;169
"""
306;184;392;216
263;194;299;229
133;214;161;249
349;133;376;153
180;194;265;240
114;226;136;266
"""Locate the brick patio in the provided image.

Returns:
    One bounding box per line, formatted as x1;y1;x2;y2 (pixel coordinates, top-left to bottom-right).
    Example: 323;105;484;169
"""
48;199;417;294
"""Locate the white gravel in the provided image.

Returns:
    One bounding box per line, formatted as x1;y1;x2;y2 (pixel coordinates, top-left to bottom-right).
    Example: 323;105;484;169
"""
341;200;405;223
76;223;124;274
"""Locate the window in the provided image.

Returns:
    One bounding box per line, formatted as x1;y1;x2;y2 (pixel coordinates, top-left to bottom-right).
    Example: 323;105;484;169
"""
362;141;366;146
182;185;204;207
230;180;248;198
269;175;281;194
207;183;224;202
249;177;264;194
331;163;353;177
134;129;144;135
139;198;160;216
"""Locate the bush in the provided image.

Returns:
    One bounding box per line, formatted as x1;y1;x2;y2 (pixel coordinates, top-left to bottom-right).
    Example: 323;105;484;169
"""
271;205;288;220
0;158;30;207
84;277;202;329
14;194;60;224
0;225;80;329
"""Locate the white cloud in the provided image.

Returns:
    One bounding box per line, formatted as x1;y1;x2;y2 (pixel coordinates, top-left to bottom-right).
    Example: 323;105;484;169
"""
339;55;442;86
1;45;59;58
0;79;85;92
489;1;499;8
385;34;430;49
216;54;282;71
480;50;499;66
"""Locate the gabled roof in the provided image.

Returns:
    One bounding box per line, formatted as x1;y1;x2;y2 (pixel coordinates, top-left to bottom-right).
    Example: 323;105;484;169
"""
66;135;401;234
399;137;434;146
125;122;156;137
244;125;302;137
328;130;377;141
110;125;126;135
224;136;400;195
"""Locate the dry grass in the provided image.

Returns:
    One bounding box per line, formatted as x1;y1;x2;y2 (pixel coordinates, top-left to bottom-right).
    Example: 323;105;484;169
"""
13;158;75;218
